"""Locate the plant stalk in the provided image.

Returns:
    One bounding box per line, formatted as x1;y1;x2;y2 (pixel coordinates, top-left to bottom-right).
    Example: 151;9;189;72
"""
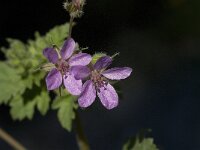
68;16;74;38
0;128;26;150
74;111;90;150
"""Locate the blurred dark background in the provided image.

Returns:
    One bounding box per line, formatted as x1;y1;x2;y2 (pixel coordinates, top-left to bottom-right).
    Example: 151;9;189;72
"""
0;0;200;149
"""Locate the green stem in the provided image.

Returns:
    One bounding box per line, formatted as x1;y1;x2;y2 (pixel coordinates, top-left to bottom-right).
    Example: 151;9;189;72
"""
74;111;90;150
68;16;74;38
0;128;26;150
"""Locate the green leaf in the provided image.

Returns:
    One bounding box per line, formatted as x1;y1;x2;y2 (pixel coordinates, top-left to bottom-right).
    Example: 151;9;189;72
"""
52;95;77;131
123;136;159;150
9;89;50;120
9;95;26;120
0;62;24;104
10;99;35;120
9;95;37;120
36;91;50;115
45;23;69;47
25;100;36;120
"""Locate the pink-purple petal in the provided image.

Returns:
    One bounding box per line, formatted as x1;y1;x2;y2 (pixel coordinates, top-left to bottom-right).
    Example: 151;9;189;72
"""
43;48;59;64
60;38;76;60
102;67;132;80
78;80;96;108
69;53;92;66
63;74;82;95
94;56;112;70
97;83;118;109
45;68;62;90
70;66;90;80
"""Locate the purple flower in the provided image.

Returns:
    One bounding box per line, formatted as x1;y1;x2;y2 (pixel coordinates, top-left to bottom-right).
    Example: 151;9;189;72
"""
43;38;92;95
76;56;132;109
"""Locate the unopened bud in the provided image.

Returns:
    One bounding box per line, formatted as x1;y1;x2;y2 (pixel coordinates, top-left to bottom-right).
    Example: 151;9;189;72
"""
73;0;81;9
63;0;85;18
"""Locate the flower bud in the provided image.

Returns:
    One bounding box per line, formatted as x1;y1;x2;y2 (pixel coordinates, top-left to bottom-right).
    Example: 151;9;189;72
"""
72;0;81;10
63;0;85;18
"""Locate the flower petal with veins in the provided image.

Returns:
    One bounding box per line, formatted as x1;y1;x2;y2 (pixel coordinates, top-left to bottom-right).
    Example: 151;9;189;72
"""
63;74;82;95
69;53;92;66
97;83;118;109
102;67;132;80
46;68;62;90
78;80;96;108
60;38;76;60
94;56;112;70
43;48;59;64
70;66;90;80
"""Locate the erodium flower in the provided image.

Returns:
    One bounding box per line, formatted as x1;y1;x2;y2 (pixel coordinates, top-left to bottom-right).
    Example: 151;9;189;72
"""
43;38;91;95
76;56;132;109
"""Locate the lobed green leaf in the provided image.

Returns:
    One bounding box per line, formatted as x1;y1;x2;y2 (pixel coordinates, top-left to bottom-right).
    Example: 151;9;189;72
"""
0;62;25;104
123;136;159;150
52;95;77;131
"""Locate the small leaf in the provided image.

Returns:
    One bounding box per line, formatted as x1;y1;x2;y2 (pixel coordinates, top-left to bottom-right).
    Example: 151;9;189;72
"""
9;96;36;120
123;136;159;150
25;100;36;120
0;62;24;104
9;96;26;121
52;95;77;131
36;91;50;115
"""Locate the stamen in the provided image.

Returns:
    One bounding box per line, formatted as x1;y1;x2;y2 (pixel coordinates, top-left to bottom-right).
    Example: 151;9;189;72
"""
56;59;69;75
91;70;107;91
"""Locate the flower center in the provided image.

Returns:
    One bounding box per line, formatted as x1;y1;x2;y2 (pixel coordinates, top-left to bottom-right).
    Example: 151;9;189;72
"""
91;70;107;91
56;59;69;75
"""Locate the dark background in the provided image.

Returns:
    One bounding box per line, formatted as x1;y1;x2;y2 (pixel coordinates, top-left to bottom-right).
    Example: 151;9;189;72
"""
0;0;200;149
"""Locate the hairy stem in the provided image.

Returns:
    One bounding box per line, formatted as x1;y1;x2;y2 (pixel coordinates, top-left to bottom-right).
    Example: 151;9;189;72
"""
0;128;26;150
68;16;74;38
74;111;90;150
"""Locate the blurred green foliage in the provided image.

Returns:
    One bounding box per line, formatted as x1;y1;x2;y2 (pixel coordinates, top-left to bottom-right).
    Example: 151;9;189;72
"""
0;23;77;131
123;138;158;150
122;130;158;150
